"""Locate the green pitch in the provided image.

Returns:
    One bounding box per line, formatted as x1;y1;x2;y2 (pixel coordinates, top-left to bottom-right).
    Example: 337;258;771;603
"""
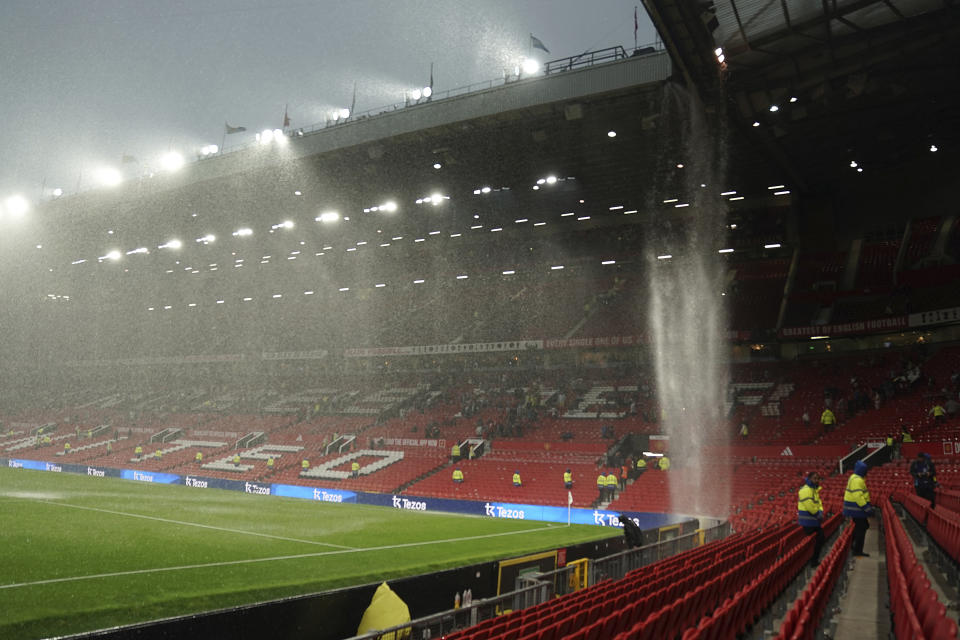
0;467;617;639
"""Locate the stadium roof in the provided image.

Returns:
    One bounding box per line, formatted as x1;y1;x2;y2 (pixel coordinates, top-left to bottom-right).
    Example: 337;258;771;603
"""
644;0;960;190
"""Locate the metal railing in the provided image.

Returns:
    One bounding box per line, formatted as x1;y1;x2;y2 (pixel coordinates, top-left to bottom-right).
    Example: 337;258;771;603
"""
219;43;664;156
345;520;730;640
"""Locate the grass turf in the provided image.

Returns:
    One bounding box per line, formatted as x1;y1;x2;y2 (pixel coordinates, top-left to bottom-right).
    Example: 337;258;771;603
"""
0;466;617;639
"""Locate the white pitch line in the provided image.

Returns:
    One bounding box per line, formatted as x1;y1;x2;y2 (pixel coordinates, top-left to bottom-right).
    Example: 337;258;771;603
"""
0;522;561;591
18;498;355;550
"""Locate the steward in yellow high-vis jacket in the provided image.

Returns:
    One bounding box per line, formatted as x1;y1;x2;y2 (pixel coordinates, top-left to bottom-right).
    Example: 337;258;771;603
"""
843;460;874;557
797;471;825;565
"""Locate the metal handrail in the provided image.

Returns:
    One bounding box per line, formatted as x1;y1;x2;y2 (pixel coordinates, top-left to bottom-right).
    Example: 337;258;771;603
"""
218;42;664;156
345;520;729;640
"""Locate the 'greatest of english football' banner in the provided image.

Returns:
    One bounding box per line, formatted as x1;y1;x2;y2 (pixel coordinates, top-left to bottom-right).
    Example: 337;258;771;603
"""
778;316;908;339
345;340;543;357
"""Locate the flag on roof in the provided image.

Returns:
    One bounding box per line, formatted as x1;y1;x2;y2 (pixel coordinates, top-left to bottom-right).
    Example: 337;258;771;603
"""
530;34;550;54
224;123;246;134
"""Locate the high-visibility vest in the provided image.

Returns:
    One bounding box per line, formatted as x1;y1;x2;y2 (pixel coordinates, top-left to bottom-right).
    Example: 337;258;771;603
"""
301;459;309;470
195;452;203;462
843;473;872;517
605;473;617;487
453;469;464;482
267;457;274;468
797;483;823;527
563;471;572;484
352;461;360;472
512;473;522;485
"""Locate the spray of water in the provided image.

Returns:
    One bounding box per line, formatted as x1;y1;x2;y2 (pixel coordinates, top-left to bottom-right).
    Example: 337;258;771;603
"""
646;82;730;518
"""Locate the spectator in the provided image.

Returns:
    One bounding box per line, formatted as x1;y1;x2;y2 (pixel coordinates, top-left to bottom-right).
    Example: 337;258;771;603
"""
909;452;938;507
843;460;874;557
797;471;825;567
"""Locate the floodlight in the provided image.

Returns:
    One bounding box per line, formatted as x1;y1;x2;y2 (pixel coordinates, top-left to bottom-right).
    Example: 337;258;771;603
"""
433;163;442;169
4;194;29;218
258;129;274;144
339;108;350;119
233;228;253;237
411;88;422;101
481;186;491;193
160;151;185;172
422;86;432;98
430;193;443;205
930;144;938;153
103;250;122;261
316;211;340;223
97;167;123;187
52;188;63;197
126;247;148;255
196;234;215;243
546;175;557;184
521;58;540;75
382;200;398;213
607;131;617;138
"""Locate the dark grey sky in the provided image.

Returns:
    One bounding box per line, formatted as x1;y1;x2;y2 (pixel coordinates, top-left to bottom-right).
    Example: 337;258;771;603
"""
0;0;658;202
